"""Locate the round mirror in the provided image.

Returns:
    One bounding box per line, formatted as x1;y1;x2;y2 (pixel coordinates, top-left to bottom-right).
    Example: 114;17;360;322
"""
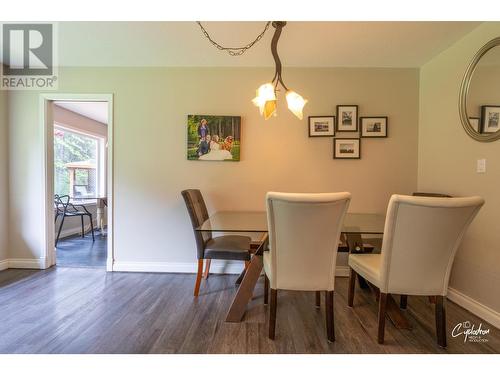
459;37;500;142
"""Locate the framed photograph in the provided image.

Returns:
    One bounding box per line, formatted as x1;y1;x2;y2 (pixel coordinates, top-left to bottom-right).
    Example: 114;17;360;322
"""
334;138;361;159
360;116;388;138
336;105;358;132
187;115;241;161
480;106;500;133
469;117;480;133
308;116;335;137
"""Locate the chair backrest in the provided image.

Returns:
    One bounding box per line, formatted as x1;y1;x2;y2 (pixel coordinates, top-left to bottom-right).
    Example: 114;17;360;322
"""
54;194;70;215
413;192;452;198
181;189;212;259
266;192;351;291
379;194;484;296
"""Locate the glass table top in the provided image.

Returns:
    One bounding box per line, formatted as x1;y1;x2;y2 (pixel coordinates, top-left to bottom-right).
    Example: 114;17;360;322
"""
196;211;385;234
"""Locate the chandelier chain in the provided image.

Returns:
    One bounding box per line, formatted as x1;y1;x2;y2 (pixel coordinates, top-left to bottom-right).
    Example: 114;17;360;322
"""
196;21;271;56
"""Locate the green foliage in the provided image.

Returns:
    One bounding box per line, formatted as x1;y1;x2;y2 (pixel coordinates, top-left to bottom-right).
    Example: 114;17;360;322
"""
54;129;97;195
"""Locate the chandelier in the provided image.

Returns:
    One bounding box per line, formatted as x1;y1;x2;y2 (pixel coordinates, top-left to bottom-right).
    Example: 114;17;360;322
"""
197;21;307;120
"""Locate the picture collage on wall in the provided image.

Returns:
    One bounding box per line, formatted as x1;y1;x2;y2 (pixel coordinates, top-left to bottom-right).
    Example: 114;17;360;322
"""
308;105;388;159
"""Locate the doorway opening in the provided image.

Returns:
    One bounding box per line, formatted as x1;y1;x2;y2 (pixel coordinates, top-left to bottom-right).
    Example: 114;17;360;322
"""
42;94;113;271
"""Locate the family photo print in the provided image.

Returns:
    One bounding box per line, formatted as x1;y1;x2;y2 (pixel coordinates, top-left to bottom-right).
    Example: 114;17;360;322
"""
187;115;241;161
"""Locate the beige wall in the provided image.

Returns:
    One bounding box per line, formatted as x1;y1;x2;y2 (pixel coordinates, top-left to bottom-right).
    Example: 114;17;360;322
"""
419;22;500;313
0;89;8;265
8;67;419;268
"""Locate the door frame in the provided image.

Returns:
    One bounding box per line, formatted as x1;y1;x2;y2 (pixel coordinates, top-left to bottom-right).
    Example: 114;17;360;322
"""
40;93;114;271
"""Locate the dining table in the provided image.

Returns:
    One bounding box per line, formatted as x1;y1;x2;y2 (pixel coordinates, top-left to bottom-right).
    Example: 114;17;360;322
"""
196;211;411;330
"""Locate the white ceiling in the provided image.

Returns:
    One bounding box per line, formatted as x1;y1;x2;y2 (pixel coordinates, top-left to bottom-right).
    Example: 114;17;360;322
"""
54;101;109;124
53;21;481;68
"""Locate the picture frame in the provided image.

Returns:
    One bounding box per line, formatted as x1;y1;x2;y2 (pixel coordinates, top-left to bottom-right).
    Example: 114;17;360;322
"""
469;117;480;133
187;115;241;161
334;138;361;159
336;105;358;132
360;116;388;138
308;116;335;137
480;106;500;133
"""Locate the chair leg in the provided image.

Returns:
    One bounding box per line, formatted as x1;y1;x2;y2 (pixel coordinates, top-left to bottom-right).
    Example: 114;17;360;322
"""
378;292;388;344
348;268;356;307
193;259;203;297
435;296;447;347
80;215;85;238
325;291;335;342
269;288;277;340
89;214;95;242
55;215;65;247
203;259;211;279
400;295;408;309
315;291;321;308
428;296;437;304
264;274;269;305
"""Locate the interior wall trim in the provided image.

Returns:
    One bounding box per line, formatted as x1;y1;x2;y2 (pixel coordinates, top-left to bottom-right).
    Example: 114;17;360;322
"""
448;287;500;329
113;261;351;277
4;258;47;270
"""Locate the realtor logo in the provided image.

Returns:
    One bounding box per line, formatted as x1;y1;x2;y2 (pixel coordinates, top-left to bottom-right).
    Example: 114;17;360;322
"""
1;23;58;90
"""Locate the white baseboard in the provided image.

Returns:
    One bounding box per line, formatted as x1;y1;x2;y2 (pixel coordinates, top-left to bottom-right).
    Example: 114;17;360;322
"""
0;259;8;271
448;287;500;329
57;221;97;240
4;258;47;270
113;260;245;274
113;260;350;277
335;266;350;277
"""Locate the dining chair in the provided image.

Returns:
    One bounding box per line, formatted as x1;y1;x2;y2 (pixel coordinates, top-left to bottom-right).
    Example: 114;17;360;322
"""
181;189;252;296
398;192;452;309
54;194;95;246
347;194;484;347
264;191;351;342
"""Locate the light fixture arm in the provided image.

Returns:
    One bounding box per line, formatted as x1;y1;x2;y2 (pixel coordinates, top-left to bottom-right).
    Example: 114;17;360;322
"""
271;21;288;91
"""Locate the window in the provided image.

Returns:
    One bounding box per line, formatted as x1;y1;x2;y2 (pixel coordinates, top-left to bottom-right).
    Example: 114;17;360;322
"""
54;126;105;200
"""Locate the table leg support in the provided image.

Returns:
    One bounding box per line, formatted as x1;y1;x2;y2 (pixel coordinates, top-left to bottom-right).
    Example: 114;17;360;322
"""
226;255;263;322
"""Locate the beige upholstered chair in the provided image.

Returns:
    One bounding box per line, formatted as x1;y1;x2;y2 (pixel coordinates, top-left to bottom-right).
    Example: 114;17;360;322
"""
348;194;484;347
264;192;351;342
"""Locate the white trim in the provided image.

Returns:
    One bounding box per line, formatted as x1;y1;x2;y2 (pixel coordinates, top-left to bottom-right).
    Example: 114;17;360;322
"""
56;221;98;240
40;93;114;272
113;260;350;277
113;260;245;274
335;266;350;277
0;259;8;271
448;287;500;329
6;258;47;269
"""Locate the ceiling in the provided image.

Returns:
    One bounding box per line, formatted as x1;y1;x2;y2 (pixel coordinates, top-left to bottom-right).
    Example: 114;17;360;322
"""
54;101;109;124
52;21;481;68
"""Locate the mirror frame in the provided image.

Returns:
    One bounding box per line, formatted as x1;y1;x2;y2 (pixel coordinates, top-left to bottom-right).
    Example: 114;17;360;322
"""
459;37;500;142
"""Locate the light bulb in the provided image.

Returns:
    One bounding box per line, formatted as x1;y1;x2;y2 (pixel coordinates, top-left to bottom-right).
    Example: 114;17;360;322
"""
252;83;277;120
286;90;308;120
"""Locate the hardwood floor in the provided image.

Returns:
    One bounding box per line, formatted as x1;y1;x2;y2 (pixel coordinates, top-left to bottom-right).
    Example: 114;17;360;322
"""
0;267;498;354
56;231;106;268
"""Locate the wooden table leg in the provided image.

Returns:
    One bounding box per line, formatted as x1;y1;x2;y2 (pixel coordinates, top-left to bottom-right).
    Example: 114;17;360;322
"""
234;268;246;285
367;284;412;330
386;294;412;330
226;254;263;322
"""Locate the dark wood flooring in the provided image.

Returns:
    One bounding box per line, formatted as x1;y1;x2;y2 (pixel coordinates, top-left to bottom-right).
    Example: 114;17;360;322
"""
56;231;106;268
0;267;498;354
